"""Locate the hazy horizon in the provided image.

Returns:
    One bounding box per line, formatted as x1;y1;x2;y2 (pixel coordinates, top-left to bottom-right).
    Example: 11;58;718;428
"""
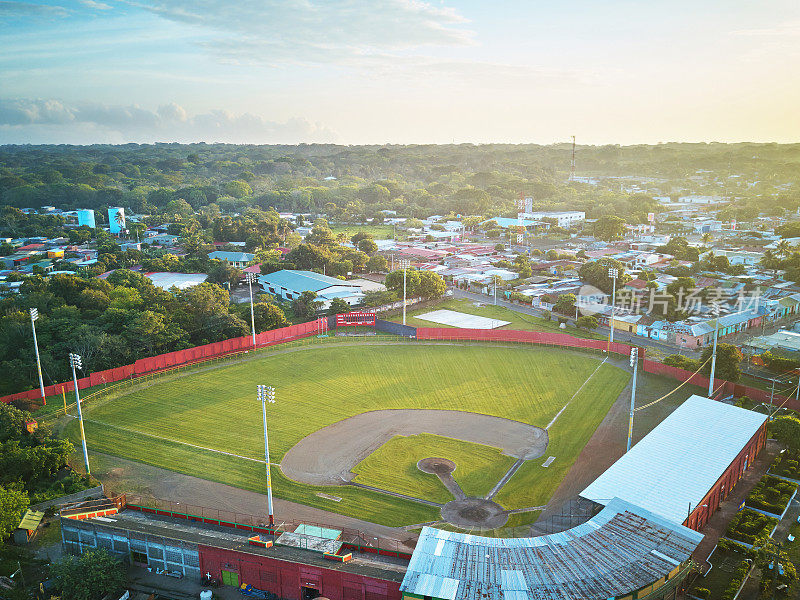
2;0;799;146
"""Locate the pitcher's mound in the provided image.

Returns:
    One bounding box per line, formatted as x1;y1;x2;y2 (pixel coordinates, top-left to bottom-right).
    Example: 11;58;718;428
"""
417;457;456;475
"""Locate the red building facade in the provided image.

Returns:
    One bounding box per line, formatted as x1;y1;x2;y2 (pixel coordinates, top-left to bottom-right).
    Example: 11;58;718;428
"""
199;545;402;600
685;419;769;531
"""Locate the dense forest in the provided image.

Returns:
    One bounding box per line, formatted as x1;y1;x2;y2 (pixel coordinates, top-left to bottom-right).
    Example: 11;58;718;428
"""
1;142;800;396
2;143;799;228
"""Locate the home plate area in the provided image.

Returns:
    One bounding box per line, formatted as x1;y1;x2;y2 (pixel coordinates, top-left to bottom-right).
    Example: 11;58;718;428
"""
415;309;510;329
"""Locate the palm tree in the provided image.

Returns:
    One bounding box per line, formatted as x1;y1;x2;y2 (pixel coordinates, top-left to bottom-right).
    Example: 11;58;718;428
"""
701;231;713;246
761;249;780;275
776;239;791;259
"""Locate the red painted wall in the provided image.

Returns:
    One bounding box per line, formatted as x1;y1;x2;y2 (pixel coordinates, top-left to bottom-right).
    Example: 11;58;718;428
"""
416;327;636;357
198;545;402;600
684;420;768;531
1;319;325;405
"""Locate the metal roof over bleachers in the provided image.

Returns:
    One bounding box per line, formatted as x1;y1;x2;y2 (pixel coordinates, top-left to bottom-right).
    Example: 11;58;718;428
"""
400;498;703;600
581;395;767;525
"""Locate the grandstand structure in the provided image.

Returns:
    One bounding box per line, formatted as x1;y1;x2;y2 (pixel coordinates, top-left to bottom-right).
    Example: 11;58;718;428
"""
581;395;768;530
399;396;767;600
401;499;702;600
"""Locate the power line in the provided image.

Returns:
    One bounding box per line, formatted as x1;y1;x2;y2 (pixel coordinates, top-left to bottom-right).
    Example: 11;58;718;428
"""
635;356;712;413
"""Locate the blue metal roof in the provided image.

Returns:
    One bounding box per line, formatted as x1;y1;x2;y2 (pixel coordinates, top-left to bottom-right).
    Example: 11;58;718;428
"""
208;251;255;263
581;395;767;525
401;498;702;600
258;269;350;293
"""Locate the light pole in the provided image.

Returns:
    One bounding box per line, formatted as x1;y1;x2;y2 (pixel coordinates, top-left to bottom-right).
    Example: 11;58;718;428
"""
257;384;276;526
246;272;258;346
627;347;639;452
30;308;45;404
608;268;619;351
69;353;90;476
399;259;411;326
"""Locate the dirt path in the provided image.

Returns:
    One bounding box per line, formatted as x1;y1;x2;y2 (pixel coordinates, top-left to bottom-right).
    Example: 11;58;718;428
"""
93;452;417;546
280;409;548;486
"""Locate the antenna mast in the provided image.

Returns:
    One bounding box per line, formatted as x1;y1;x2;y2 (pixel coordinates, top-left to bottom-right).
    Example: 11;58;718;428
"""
570;135;576;181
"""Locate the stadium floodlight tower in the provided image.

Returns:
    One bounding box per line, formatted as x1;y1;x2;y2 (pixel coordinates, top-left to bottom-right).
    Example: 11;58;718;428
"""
257;384;276;526
398;259;411;325
245;272;258;346
29;308;45;404
627;347;639;452
607;267;619;351
69;353;91;475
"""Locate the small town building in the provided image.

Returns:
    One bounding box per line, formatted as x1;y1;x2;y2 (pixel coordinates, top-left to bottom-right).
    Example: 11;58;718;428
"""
208;251;256;268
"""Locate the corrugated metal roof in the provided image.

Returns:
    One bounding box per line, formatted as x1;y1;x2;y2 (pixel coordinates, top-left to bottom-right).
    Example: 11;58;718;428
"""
207;250;255;262
18;509;44;531
581;395;766;525
258;269;346;293
400;498;702;600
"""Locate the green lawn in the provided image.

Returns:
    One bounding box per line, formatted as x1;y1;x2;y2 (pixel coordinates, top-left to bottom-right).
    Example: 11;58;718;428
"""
392;298;606;340
352;433;517;503
329;224;397;240
64;342;629;525
494;364;629;508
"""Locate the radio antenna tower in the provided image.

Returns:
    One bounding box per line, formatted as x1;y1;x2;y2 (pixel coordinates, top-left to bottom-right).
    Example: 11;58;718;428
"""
570;135;576;181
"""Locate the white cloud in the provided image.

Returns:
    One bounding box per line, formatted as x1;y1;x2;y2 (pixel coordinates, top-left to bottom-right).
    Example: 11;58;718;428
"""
0;98;338;144
730;21;800;37
0;1;68;18
127;0;474;65
79;0;113;9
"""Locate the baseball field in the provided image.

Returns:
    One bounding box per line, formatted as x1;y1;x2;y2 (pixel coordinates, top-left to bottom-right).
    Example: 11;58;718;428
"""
64;341;630;527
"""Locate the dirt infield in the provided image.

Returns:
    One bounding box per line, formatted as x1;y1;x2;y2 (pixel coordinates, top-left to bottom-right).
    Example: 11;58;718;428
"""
280;409;548;486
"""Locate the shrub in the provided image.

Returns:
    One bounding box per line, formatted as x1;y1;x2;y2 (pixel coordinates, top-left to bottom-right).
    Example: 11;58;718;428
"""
693;588;710;600
542;311;551;321
745;475;798;515
721;560;752;600
725;508;778;544
772;450;800;480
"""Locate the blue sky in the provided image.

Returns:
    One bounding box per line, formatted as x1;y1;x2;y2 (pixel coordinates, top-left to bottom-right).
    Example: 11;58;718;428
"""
1;0;799;144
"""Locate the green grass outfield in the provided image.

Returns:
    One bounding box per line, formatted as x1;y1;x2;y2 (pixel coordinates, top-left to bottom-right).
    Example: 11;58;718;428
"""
352;433;517;504
392;299;606;340
64;342;629;527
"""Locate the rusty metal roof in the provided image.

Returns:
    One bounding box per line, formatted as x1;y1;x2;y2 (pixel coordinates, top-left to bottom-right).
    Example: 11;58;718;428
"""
400;498;703;600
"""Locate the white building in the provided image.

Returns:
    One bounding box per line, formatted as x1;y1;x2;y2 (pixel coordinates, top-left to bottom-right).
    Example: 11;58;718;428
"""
522;211;586;228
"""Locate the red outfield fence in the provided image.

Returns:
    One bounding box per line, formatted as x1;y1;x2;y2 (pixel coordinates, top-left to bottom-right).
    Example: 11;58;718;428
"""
416;328;800;412
1;319;325;405
6;319;797;414
416;327;636;357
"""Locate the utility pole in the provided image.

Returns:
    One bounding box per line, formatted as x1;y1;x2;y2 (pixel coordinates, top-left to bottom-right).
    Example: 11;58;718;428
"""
795;368;800;408
708;317;719;397
770;378;776;409
69;353;90;476
30;308;45;404
257;385;276;526
246;272;258;346
627;348;639;452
